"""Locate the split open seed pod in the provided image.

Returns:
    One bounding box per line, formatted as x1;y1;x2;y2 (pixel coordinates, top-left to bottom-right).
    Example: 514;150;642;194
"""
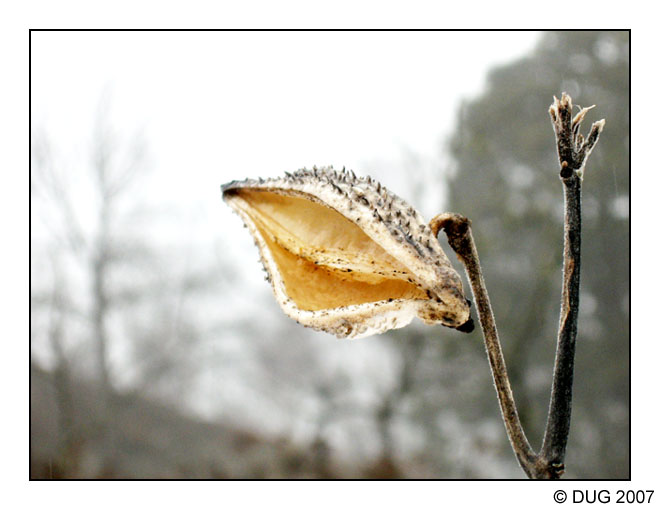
222;167;472;339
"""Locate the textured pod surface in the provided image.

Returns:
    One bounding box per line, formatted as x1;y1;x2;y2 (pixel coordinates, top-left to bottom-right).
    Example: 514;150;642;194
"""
222;166;471;338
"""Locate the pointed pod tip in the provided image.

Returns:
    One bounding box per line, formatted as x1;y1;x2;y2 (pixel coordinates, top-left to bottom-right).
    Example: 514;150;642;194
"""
456;317;475;333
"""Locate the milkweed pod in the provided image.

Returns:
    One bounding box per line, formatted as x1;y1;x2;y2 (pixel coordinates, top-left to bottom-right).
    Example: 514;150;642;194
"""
222;167;472;339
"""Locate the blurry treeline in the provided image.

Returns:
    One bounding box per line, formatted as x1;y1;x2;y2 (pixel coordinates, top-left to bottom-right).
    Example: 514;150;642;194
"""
30;30;629;479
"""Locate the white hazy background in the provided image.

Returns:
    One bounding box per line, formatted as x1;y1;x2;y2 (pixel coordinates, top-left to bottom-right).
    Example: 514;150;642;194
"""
31;30;539;244
31;31;539;422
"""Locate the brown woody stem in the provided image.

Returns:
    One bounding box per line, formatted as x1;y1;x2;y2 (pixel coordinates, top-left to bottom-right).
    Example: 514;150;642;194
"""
540;93;604;475
430;93;604;479
430;213;539;478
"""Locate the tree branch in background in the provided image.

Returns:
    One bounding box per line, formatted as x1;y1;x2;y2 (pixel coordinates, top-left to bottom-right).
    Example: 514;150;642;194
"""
430;93;605;479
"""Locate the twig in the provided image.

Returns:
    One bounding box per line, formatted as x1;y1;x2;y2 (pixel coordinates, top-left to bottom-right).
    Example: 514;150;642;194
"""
430;213;538;477
540;94;605;475
430;93;605;479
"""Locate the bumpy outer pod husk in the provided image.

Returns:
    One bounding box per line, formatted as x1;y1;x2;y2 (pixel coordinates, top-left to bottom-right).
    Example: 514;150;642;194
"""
222;166;472;339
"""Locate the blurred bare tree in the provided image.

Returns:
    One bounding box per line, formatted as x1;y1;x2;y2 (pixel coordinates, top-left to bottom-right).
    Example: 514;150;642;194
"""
31;96;219;476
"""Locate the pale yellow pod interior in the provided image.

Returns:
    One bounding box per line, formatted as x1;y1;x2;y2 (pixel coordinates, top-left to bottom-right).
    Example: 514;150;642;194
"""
233;189;429;311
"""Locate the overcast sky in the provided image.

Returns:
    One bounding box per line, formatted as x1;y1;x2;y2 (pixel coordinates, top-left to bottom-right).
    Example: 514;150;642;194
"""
31;31;541;248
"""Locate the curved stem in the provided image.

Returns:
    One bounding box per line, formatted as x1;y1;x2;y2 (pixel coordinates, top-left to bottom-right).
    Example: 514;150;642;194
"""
430;214;538;477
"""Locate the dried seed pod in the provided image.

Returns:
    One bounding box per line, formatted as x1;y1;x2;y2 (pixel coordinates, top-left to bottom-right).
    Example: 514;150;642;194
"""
222;166;471;338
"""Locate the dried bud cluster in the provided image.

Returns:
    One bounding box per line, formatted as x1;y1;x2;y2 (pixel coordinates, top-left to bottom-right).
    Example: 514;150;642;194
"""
222;166;471;338
549;93;606;178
